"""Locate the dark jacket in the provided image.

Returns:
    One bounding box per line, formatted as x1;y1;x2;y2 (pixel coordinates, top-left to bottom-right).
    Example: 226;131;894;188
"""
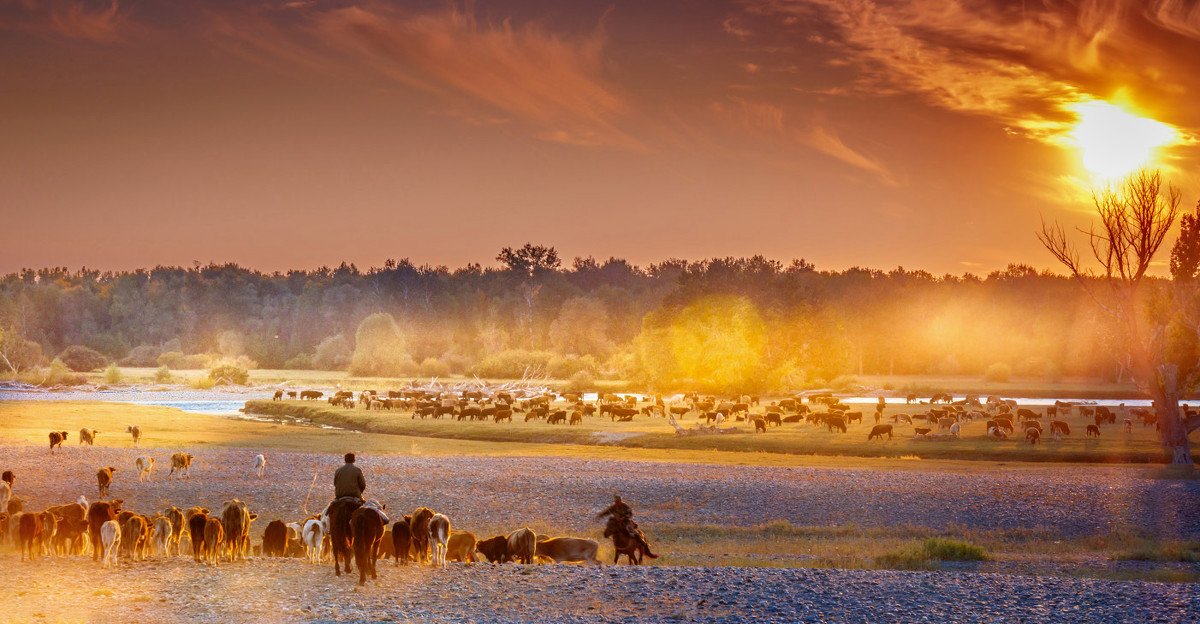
334;463;366;499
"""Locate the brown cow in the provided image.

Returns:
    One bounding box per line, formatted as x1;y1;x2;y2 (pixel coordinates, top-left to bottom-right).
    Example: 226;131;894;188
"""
753;417;767;433
49;431;68;453
475;535;509;563
350;505;386;585
1026;427;1041;445
121;515;149;562
79;428;98;446
1086;424;1101;437
96;467;117;498
18;512;43;560
203;517;224;565
87;500;123;562
188;512;209;562
391;517;412;564
447;532;477;563
409;507;435;564
262;520;288;557
220;499;256;563
867;424;893;440
168;453;194;479
507;528;536;565
535;537;600;564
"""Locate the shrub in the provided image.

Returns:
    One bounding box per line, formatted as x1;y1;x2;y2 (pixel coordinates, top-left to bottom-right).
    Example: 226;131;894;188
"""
349;313;416;376
191;376;217;390
830;375;860;393
121;344;163;367
158;351;212;370
102;364;123;385
418;357;451;378
983;362;1012;383
208;363;249;385
312;334;353;371
58;345;108;372
37;358;88;387
153;366;173;384
563;370;595;394
874;538;987;570
546;354;598;379
470;349;554;379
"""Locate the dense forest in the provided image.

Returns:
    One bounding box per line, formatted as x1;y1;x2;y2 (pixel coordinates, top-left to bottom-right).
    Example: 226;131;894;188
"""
0;245;1123;391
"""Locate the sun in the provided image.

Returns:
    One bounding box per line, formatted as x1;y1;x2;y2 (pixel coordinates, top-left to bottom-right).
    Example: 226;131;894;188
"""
1068;100;1178;182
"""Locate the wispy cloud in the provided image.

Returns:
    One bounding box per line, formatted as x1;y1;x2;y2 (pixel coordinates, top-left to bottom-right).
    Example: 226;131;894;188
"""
2;0;131;43
205;3;639;150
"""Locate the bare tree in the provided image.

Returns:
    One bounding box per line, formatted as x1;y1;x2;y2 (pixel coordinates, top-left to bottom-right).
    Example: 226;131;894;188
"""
1038;169;1198;465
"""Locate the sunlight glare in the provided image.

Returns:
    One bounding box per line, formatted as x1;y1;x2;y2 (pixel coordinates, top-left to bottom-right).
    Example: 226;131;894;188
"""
1068;100;1177;182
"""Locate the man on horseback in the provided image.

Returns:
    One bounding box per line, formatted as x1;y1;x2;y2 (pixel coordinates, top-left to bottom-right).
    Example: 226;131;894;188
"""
596;494;657;558
334;452;366;501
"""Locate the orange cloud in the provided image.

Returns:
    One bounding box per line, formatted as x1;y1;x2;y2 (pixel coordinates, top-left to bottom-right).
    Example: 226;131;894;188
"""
2;0;130;43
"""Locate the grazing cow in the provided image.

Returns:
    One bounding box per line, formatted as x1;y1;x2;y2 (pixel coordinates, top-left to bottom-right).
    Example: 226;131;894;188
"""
18;511;43;560
507;528;536;565
273;390;284;401
303;517;328;564
913;427;931;436
753;417;767;433
79;428;98;446
262;520;288;557
824;415;847;433
569;411;583;425
300;390;323;400
994;418;1014;434
188;512;209;562
135;456;155;481
390;517;411;565
1026;427;1041;445
254;454;267;478
409;507;435;564
87;500;122;562
1086;424;1101;437
765;412;782;427
152;515;173;558
987;426;1008;440
49;431;68;453
220;499;257;562
494;409;513;423
535;537;601;564
867;424;893;440
100;520;121;568
447;532;477;563
476;535;508;563
938;417;957;430
203;517;224;566
844;412;863;424
428;513;451;569
1050;420;1071;439
546;410;567;425
168;453;194;479
350;505;387;584
949;422;961;438
96;467;117;498
126;425;141;447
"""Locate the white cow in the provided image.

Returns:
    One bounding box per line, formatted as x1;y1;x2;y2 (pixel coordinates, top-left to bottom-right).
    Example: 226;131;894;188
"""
303;518;327;564
428;513;451;569
254;454;267;478
152;516;173;558
135;456;156;481
101;520;122;567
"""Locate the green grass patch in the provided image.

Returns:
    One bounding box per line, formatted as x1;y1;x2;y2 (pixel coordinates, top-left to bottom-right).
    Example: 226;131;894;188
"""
875;538;989;570
1113;541;1200;562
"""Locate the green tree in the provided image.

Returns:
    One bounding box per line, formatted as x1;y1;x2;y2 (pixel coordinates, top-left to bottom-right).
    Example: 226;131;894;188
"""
497;243;561;276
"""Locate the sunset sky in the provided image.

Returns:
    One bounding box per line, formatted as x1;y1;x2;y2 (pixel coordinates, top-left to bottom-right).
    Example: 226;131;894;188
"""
3;0;1199;275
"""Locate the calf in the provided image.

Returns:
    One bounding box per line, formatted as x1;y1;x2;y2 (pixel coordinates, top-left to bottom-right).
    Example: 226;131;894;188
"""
262;520;288;557
121;514;148;562
87;500;122;562
221;499;257;563
96;466;117;498
753;417;767;433
429;513;451;569
49;431;68;453
126;425;141;447
390;517;411;564
254;454;267;478
100;520;121;568
168;453;194;479
1086;424;1101;438
203;517;224;565
188;512;209;562
535;537;600;564
867;424;893;440
475;535;508;563
152;515;173;559
272;390;284;401
79;428;98;446
1050;420;1071;439
1026;427;1041;445
913;427;931;436
18;511;43;560
844;411;863;424
447;532;477;563
303;517;328;564
135;456;155;481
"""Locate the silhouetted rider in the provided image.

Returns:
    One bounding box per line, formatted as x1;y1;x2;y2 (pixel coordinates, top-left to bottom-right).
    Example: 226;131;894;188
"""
334;452;366;501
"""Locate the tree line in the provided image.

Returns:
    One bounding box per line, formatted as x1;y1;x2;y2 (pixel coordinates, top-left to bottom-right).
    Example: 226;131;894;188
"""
0;244;1128;392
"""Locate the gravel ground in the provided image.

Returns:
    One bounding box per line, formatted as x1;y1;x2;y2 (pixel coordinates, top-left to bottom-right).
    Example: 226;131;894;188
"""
2;444;1197;540
0;557;1195;624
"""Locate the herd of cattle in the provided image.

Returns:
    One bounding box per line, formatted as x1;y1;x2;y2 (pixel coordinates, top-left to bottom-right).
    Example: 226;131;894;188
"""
273;386;1182;444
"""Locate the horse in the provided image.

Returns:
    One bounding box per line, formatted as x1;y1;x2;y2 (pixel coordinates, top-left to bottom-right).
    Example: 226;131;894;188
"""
609;530;655;565
325;498;364;577
349;505;385;585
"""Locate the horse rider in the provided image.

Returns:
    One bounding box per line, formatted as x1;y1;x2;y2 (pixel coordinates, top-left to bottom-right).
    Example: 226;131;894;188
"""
334;452;366;502
596;494;657;557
